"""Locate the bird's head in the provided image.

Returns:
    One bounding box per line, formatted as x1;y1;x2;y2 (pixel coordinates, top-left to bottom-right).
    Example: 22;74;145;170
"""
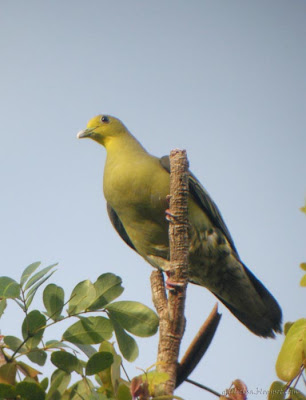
77;115;128;147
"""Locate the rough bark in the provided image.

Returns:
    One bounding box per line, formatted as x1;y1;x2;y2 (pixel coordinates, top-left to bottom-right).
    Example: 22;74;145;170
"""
151;149;189;396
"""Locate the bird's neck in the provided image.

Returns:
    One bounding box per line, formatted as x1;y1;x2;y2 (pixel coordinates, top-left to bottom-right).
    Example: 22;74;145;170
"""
104;132;147;158
103;133;151;203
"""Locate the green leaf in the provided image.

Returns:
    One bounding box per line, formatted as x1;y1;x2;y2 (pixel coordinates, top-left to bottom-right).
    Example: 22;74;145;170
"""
0;298;7;318
16;361;41;379
117;383;132;400
299;262;306;286
69;378;94;399
43;284;65;321
51;351;83;374
22;310;46;349
111;353;122;396
40;377;49;391
26;271;56;309
86;352;114;375
267;382;287;400
289;387;306;400
93;342;117;393
68;280;96;315
62;316;113;344
16;381;46;400
24;263;58;291
98;340;115;354
300;263;306;271
20;261;41;287
105;301;159;337
73;343;97;358
27;350;47;366
46;369;71;400
276;318;306;381
4;335;26;353
300;200;306;214
88;273;124;311
111;317;138;362
89;392;108;400
145;371;170;388
300;274;306;287
0;383;16;398
45;340;69;350
0;277;20;299
289;388;306;400
130;371;170;398
0;362;17;385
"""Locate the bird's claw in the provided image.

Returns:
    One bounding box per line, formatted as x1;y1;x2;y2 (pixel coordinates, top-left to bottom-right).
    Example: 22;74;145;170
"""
165;278;185;290
165;209;178;222
165;271;185;291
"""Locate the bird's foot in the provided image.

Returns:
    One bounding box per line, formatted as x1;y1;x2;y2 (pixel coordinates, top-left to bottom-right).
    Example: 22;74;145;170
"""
165;195;180;222
165;209;179;222
165;272;185;291
165;278;185;290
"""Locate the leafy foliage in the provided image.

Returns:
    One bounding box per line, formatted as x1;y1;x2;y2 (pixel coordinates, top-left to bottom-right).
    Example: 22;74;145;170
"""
0;199;304;399
0;262;160;399
276;319;306;382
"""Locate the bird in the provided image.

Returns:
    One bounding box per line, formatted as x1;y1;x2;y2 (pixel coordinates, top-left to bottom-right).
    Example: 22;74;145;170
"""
77;114;282;338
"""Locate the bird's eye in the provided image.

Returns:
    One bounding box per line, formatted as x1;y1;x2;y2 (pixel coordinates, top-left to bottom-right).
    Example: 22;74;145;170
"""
101;116;110;123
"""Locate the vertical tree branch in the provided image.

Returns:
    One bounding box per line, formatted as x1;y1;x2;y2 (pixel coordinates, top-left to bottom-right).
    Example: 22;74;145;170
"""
151;149;189;396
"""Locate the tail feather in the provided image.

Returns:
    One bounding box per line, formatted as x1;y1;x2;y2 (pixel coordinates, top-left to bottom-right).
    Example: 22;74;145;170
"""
214;263;282;338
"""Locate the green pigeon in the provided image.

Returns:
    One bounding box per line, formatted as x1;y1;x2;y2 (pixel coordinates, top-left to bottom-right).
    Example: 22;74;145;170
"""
77;114;282;338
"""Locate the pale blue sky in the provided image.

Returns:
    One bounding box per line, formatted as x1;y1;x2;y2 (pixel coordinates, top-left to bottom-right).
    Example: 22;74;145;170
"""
0;1;305;399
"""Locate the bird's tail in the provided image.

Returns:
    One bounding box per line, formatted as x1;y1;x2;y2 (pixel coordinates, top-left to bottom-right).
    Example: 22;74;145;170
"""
214;263;282;338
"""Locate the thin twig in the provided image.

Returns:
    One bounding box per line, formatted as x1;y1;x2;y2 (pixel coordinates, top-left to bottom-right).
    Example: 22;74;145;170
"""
185;378;221;397
121;362;131;382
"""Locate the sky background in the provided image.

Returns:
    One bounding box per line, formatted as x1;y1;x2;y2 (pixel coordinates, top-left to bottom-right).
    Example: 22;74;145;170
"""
1;1;305;399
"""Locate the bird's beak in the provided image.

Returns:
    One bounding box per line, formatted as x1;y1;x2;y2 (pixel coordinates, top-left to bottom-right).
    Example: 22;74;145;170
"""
77;127;97;139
